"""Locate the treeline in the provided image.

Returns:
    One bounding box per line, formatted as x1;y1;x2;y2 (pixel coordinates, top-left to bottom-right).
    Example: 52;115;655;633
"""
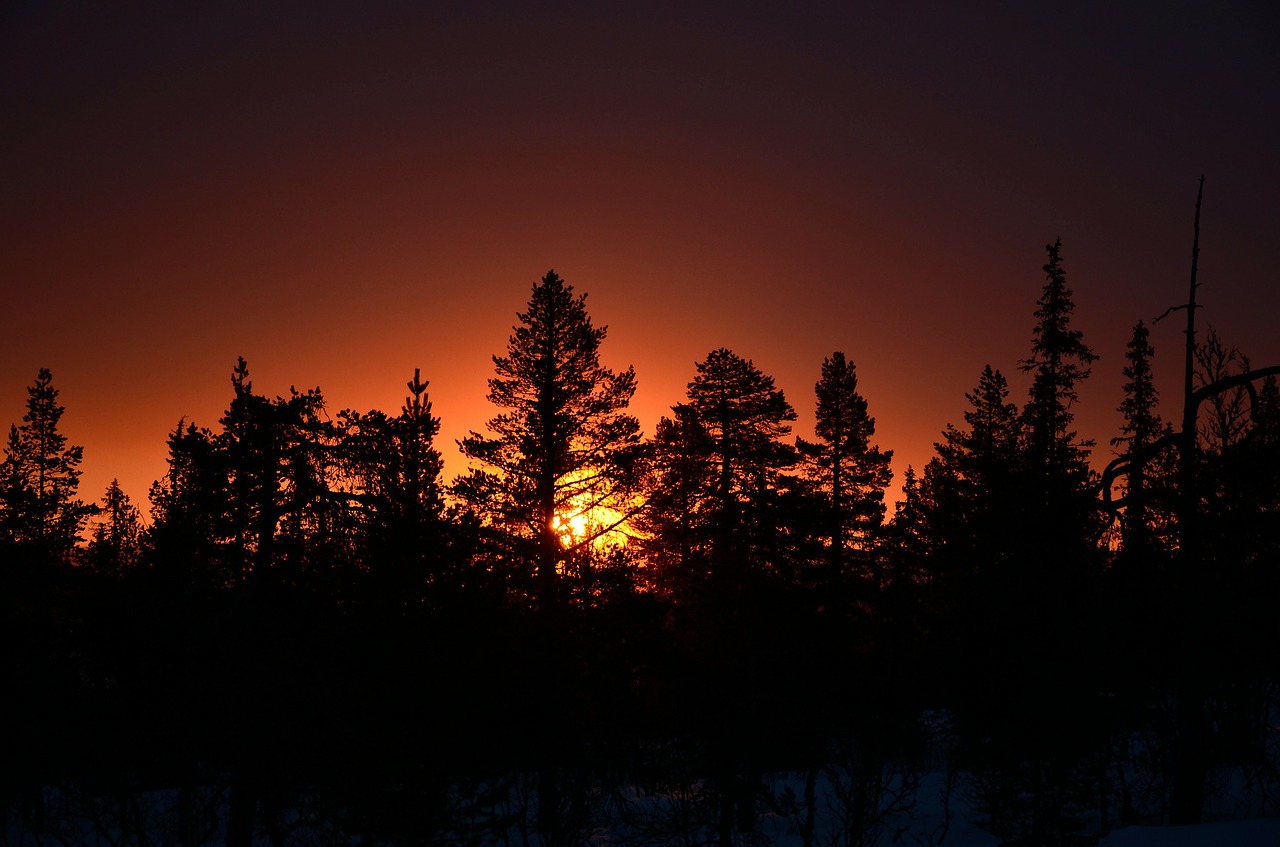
2;242;1279;845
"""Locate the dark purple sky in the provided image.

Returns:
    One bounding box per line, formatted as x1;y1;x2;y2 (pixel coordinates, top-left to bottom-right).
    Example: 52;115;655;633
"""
4;1;1278;512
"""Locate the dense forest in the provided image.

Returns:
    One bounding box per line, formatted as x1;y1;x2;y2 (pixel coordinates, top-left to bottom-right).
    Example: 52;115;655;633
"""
4;229;1279;845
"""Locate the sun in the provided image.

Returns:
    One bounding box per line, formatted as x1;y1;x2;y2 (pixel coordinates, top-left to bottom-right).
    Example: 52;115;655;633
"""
553;498;627;550
550;470;643;551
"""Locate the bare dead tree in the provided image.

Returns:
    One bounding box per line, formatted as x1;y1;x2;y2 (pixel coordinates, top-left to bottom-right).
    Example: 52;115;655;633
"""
1097;177;1280;825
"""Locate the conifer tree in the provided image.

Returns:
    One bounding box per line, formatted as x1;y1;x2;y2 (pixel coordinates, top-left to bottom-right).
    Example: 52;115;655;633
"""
644;348;797;588
147;361;337;589
795;352;892;574
455;270;641;610
936;366;1021;499
1111;321;1171;557
687;348;797;514
148;419;228;585
922;365;1022;572
1113;322;1163;455
638;405;716;594
882;465;929;589
84;478;143;575
0;368;92;560
1020;238;1097;491
954;242;1106;844
219;358;336;588
340;369;450;602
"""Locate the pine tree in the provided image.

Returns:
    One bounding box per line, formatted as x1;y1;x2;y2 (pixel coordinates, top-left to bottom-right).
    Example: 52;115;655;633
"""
219;358;336;588
146;361;338;589
455;270;641;610
641;349;798;845
687;348;797;514
340;369;451;603
638;405;716;595
644;348;797;589
795;352;892;575
0;368;92;561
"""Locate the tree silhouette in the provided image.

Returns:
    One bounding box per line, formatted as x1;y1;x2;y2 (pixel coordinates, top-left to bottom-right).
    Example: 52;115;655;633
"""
1195;327;1252;452
221;358;345;590
638;406;716;596
915;364;1024;600
645;348;798;595
455;270;641;611
83;478;143;575
0;368;92;562
148;419;228;586
451;271;644;841
7;217;1280;843
911;246;1109;844
635;349;802;845
1020;237;1097;496
339;368;456;605
795;351;892;580
1110;321;1174;561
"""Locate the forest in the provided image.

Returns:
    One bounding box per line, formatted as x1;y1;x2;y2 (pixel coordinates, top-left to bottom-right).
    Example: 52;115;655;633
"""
3;227;1279;846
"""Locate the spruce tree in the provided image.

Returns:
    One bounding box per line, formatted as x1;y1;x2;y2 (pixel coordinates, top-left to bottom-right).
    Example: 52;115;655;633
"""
923;365;1022;573
961;241;1106;844
84;478;143;574
0;368;91;560
455;270;641;610
1111;321;1171;557
935;366;1021;499
1020;238;1097;491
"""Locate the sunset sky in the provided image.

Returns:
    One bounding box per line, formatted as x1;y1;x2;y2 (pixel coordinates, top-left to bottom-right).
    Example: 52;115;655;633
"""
4;1;1278;515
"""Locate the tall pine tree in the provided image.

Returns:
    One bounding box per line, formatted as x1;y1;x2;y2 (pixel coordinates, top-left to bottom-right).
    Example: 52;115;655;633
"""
643;348;797;593
795;352;892;577
455;270;641;610
340;369;452;604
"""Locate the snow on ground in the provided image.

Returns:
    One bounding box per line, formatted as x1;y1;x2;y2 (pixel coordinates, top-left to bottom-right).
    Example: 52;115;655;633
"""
1099;817;1280;846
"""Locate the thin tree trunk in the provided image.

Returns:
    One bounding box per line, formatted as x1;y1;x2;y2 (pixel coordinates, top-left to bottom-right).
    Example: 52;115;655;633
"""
1169;175;1209;826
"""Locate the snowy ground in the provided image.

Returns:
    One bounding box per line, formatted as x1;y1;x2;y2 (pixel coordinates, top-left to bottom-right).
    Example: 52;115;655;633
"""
1099;817;1280;846
4;780;1278;846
